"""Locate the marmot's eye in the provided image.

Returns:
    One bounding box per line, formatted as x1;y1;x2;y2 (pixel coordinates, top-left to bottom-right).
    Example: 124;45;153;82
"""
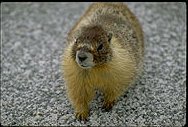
97;44;103;51
75;38;78;44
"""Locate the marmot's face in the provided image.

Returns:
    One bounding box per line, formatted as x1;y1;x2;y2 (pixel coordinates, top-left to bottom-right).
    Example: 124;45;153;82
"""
71;25;112;69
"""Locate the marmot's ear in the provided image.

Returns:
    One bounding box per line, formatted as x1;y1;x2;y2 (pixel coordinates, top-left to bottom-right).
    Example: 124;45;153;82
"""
107;32;113;43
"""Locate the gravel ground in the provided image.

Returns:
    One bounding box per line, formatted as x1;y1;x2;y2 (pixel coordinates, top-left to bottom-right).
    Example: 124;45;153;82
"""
1;2;186;126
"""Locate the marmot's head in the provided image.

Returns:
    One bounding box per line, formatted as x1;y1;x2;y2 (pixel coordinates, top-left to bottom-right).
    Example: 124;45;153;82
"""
71;25;113;69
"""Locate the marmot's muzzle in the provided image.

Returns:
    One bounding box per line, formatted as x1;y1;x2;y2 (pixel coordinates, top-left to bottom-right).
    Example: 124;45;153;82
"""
76;50;95;69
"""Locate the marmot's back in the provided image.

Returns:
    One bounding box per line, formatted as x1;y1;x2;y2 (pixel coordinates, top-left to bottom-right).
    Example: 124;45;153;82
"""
69;2;144;69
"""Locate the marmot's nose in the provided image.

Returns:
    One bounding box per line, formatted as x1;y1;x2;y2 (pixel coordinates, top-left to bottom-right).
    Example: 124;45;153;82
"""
78;55;88;62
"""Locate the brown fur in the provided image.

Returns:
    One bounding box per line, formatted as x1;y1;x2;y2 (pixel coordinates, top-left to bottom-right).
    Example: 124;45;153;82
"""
62;2;144;121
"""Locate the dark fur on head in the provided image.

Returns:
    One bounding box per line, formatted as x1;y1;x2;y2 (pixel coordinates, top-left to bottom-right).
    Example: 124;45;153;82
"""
71;25;113;65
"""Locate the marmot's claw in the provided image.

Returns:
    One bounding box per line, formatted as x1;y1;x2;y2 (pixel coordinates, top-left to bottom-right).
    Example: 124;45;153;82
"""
102;100;115;112
75;111;88;122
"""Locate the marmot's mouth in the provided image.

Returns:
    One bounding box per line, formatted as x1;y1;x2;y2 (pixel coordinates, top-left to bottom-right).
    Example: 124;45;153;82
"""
80;64;92;69
81;65;88;67
77;63;93;69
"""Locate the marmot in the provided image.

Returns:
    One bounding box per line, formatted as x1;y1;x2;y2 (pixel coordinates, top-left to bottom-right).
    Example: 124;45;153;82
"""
62;2;144;121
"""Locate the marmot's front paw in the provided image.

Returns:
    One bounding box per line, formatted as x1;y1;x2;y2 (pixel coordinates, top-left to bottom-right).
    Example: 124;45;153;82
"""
102;100;115;112
75;111;89;122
